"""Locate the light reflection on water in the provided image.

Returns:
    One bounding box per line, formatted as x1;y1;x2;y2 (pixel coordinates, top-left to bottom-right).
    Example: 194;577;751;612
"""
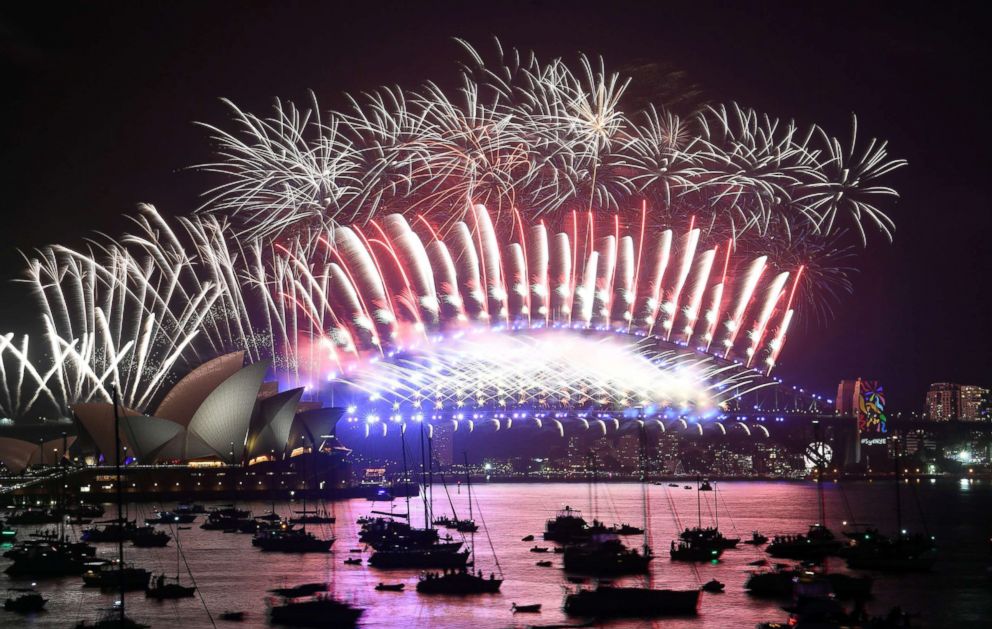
1;480;990;628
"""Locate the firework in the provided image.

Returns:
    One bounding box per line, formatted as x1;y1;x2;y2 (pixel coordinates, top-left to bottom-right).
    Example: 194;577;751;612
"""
1;40;905;423
197;40;905;248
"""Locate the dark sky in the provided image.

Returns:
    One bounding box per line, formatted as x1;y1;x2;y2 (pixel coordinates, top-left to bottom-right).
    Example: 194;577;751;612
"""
1;1;989;411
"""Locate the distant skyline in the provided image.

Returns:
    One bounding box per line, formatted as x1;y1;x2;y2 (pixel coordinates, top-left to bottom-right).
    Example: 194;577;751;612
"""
1;1;989;410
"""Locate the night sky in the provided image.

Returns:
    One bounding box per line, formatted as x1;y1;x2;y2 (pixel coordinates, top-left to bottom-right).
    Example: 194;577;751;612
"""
1;1;989;411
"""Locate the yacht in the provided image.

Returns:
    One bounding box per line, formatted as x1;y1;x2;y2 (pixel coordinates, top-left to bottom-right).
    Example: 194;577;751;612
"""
416;568;502;594
564;585;700;617
563;538;652;575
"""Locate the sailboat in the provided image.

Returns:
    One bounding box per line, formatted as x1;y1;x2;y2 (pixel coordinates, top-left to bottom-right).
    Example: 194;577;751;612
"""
416;452;502;594
368;426;468;569
766;421;842;560
677;479;740;550
254;435;334;553
561;450;652;575
564;427;700;618
841;432;936;572
75;386;149;628
5;456;95;578
146;523;196;600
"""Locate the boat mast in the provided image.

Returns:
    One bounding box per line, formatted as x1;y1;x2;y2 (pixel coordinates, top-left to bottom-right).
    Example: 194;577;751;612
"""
463;452;473;524
893;430;902;534
815;421;826;526
419;422;429;529
427;430;434;526
696;477;702;529
714;481;718;530
464;451;474;565
400;428;411;521
300;436;307;534
112;386;125;624
638;426;650;555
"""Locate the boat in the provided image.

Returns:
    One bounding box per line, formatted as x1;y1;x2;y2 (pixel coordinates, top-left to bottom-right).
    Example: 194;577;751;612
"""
200;506;251;531
6;508;60;525
543;505;590;543
74;602;149;628
175;503;206;515
367;487;394;501
289;508;336;525
843;531;936;572
359;517;442;550
67;503;106;519
0;526;16;541
701;579;725;593
374;582;405;591
683;485;692;490
415;568;502;594
145;520;196;600
146;574;195;599
841;438;937;573
766;524;842;559
131;526;170;548
4;540;89;577
219;611;245;622
82;562;151;591
369;546;470;569
269;583;328;598
253;527;334;553
268;594;363;628
668;483;679;488
553;546;565;553
563;538;652;575
521;534;535;542
744;531;769;545
612;523;644;535
563;585;700;617
536;560;553;567
670;538;723;562
3;588;47;613
344;556;362;565
74;389;149;629
511;603;541;613
745;563;873;600
413;449;504;594
679;526;740;549
144;511;196;525
432;515;455;527
454;519;479;532
675;480;740;553
82;520;139;543
531;545;550;553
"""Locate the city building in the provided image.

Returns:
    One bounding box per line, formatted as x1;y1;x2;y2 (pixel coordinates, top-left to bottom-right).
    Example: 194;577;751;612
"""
432;421;454;468
836;379;860;415
925;382;990;421
960;385;988;421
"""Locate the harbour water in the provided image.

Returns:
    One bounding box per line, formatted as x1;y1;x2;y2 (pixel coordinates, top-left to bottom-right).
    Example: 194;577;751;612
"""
2;480;990;628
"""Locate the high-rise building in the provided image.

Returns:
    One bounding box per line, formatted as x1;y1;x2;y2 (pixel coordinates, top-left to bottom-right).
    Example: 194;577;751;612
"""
615;433;640;472
835;378;887;434
924;382;988;421
836;379;860;415
925;383;958;421
960;385;989;421
431;422;454;467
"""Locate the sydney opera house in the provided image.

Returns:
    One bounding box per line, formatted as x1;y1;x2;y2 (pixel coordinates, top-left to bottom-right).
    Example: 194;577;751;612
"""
0;351;345;477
